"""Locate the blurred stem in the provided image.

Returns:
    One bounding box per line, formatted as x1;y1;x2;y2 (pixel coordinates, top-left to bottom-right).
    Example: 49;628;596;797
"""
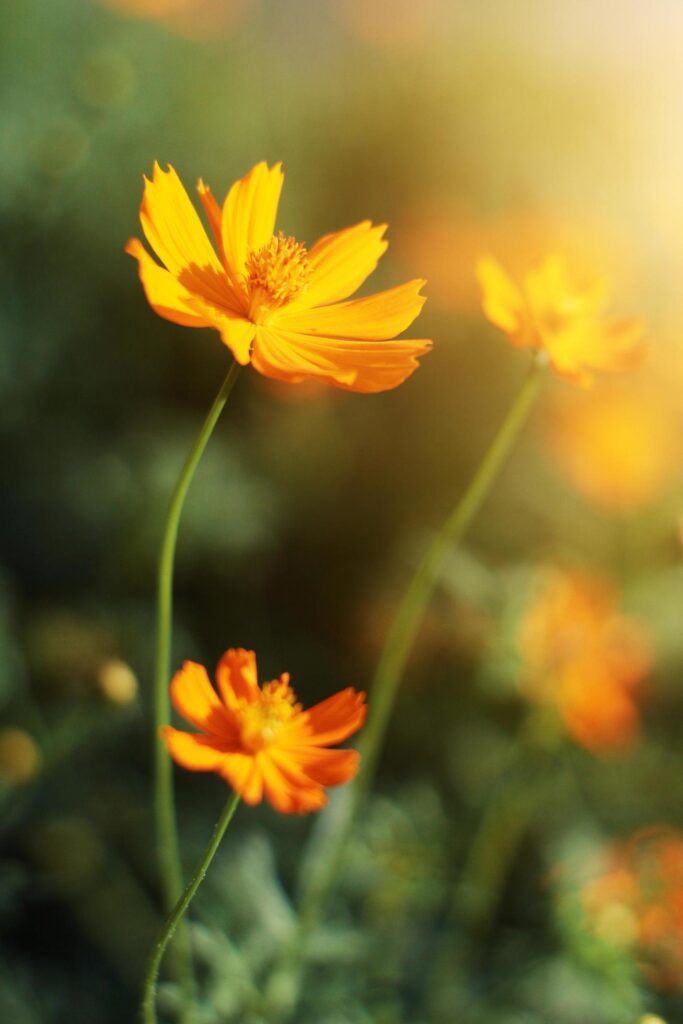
295;356;545;953
140;791;241;1024
153;359;242;1009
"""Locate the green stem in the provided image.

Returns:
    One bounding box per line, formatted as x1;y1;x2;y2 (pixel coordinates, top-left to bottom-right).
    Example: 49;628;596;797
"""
140;791;241;1024
153;360;242;1003
297;356;545;935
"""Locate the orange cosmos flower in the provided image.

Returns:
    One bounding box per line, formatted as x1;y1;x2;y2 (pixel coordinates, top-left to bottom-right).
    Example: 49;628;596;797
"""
161;648;366;813
102;0;252;38
126;161;431;393
519;569;651;752
477;253;644;386
581;828;683;991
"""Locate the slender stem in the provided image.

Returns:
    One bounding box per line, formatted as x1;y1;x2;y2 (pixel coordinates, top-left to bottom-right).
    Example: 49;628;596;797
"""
153;360;242;1006
297;356;545;935
140;791;241;1024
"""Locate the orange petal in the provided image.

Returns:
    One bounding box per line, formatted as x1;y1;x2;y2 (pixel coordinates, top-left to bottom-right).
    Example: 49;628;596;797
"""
170;661;235;740
298;688;367;745
140;162;224;277
294;221;388;308
125;238;209;328
258;753;327;814
251;325;431;393
287;746;360;787
161;726;227;771
273;279;427;339
219;751;264;805
221;161;284;280
215;648;260;709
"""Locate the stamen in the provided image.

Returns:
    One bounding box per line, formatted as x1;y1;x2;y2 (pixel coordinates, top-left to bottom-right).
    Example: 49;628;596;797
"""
245;232;310;320
238;676;302;751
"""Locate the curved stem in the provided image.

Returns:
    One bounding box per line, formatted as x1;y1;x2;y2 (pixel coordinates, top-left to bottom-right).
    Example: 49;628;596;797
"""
297;356;545;940
153;360;242;1003
140;791;241;1024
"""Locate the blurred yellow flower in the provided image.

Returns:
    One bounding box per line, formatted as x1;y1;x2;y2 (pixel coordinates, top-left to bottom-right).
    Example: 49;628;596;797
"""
548;386;678;511
581;828;683;993
397;206;634;315
97;658;139;706
477;253;645;386
519;568;651;752
127;161;431;393
0;728;41;785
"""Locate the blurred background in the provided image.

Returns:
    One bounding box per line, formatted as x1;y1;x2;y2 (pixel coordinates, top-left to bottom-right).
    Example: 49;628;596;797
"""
3;0;683;1021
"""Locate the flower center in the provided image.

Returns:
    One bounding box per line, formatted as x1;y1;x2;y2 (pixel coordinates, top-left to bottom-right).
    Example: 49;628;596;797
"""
238;677;301;752
245;232;310;321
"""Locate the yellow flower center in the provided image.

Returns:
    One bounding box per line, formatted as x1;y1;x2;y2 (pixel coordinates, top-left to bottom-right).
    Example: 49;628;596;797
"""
245;232;310;322
238;678;301;752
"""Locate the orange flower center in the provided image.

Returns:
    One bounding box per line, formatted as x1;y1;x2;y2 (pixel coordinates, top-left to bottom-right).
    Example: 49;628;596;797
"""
245;232;310;322
238;678;301;752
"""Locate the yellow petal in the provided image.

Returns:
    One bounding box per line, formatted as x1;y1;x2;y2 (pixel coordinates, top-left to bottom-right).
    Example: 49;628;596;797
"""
274;279;426;339
197;178;224;258
181;300;255;364
292;221;388;309
140;162;223;276
125;238;209;328
251;325;431;393
476;256;528;338
547;318;646;386
221;161;284;280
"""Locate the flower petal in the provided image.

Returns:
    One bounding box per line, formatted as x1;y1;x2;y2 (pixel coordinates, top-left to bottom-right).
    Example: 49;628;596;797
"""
283;746;360;787
221;161;284;280
138;163;245;317
197;179;224;258
547;318;646;386
161;727;227;771
477;256;528;339
125;238;209;328
292;221;388;308
273;279;427;340
218;751;264;804
258;753;327;814
140;162;223;276
170;661;235;740
215;648;260;709
295;687;367;746
252;325;431;393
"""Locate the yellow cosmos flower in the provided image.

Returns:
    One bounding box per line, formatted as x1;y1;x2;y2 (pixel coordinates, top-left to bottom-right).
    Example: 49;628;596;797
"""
126;161;431;393
476;253;644;386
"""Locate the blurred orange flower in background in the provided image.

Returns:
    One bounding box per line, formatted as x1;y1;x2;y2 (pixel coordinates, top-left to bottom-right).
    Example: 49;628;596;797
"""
102;0;252;37
519;569;651;752
335;0;447;51
127;161;431;392
548;384;680;512
397;207;633;315
477;253;645;386
581;828;683;991
162;648;366;814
